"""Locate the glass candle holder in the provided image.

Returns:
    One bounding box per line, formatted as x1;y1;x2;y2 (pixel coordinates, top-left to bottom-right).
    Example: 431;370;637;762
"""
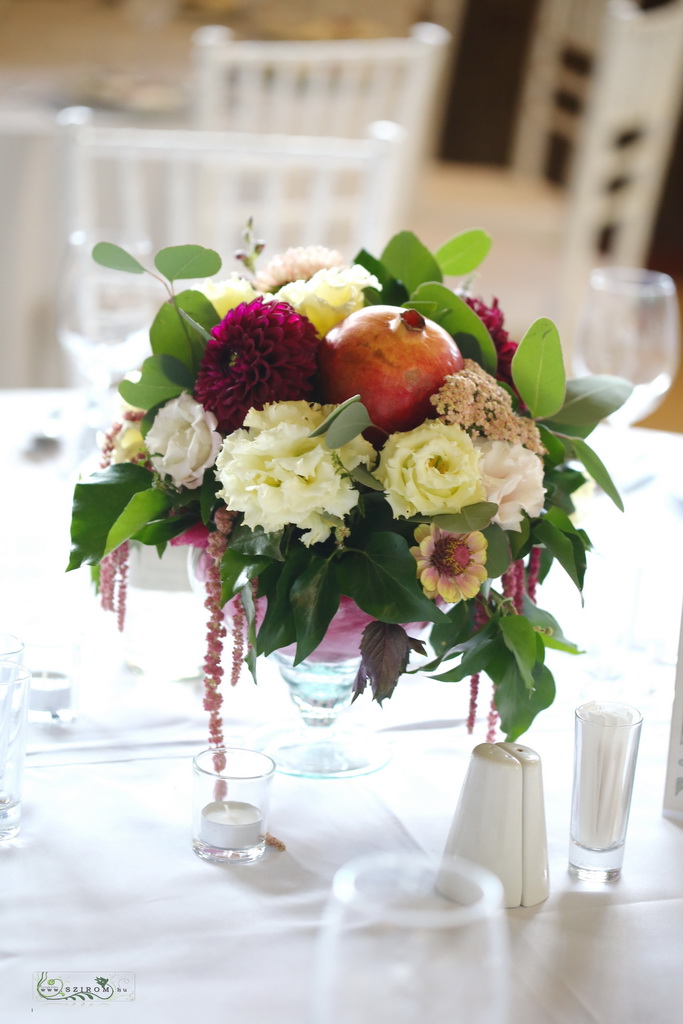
569;701;643;881
0;633;24;663
192;747;275;864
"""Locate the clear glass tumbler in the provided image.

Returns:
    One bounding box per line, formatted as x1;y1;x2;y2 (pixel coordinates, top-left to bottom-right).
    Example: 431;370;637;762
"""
310;851;509;1024
569;701;643;881
192;747;275;864
0;660;32;840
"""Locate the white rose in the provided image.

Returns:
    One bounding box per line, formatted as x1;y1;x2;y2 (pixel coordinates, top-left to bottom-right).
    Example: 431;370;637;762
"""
274;265;379;337
199;274;259;318
474;439;546;531
215;401;375;546
146;392;222;490
376;421;486;519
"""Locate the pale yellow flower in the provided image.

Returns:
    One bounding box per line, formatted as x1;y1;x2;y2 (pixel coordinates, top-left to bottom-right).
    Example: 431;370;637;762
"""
376;421;486;519
215;401;376;546
199;274;259;318
273;264;379;337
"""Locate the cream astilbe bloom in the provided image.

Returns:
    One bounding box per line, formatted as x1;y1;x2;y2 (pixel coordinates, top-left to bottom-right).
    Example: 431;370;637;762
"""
376;420;486;519
410;523;488;603
474;438;546;532
273;264;379;337
215;401;376;546
254;245;345;293
198;273;259;318
432;359;546;456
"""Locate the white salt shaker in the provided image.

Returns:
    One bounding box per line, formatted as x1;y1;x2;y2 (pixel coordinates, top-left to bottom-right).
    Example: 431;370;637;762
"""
442;741;549;908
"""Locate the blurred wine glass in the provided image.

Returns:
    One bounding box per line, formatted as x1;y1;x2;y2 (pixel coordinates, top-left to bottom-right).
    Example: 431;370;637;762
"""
310;851;509;1024
56;231;158;437
572;266;680;427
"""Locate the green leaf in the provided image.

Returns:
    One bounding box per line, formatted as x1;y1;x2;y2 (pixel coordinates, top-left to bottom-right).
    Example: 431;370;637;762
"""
105;489;170;553
380;231;442;293
354;622;425;703
406;283;498;373
499;615;537;690
434;229;492;276
349;463;384;491
92;242;146;274
430;502;499;532
134;514;196;545
543;375;633;429
154;245;222;281
511;318;566;418
199;469;219;524
564;435;624;511
220;548;271;605
432;623;499;682
534;519;586;591
537;424;567;465
68;464;163;569
228;523;284;560
179;309;213;342
336;533;447;625
119;354;193;411
521;594;582;653
290;557;340;662
149;290;220;371
308;395;374;446
256;548;308;654
482;523;511;578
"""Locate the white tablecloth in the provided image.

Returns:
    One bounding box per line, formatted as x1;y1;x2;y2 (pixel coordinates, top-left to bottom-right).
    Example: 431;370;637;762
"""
1;390;683;1023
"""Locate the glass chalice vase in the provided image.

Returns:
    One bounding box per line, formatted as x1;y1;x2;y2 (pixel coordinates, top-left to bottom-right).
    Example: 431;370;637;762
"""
250;598;393;779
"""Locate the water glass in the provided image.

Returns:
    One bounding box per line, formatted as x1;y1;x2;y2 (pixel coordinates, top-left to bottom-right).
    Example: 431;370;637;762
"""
310;851;509;1024
569;701;643;881
0;633;24;663
192;747;275;864
0;661;32;840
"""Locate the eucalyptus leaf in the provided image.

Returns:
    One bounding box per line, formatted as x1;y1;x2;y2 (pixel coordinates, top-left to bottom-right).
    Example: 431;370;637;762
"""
149;290;220;370
308;395;374;447
119;354;193;411
543;375;634;428
565;435;624;511
154;245;222;282
511;318;566;418
349;463;384;490
430;501;499;532
406;284;498;373
434;229;492;276
380;231;442;293
482;523;511;579
92;242;146;275
179;309;213;342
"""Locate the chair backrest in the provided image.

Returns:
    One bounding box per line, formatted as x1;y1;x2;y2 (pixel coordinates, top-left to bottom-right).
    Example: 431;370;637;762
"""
558;0;683;340
56;107;406;261
190;22;451;205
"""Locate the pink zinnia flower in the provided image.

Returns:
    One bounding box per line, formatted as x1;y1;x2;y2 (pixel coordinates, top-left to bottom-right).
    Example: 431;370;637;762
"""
410;523;487;604
194;297;320;434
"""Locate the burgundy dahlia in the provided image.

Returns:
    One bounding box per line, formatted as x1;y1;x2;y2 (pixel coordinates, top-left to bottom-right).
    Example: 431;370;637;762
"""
194;297;320;434
464;295;518;392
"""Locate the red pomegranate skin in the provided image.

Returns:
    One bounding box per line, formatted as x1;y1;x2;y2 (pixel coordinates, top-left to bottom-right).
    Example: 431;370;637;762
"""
317;305;463;435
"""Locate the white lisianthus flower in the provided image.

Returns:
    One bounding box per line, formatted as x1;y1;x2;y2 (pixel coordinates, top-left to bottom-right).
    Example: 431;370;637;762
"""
199;274;259;318
146;392;222;490
474;439;546;532
215;401;376;546
376;421;486;519
273;264;379;337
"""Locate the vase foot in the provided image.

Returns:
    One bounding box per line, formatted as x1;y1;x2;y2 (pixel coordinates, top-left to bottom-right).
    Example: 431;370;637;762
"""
247;724;391;779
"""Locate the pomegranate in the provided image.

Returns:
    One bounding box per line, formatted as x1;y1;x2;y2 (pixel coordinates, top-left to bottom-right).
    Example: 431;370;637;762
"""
317;305;463;436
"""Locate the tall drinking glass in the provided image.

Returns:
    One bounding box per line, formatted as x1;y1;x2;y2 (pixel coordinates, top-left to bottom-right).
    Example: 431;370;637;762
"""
0;661;31;840
310;851;509;1024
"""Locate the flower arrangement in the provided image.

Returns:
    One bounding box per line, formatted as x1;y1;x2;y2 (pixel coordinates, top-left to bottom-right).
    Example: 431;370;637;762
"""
67;227;631;743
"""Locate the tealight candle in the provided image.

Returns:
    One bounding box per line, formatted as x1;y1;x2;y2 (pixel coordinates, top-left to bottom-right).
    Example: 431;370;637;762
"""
200;800;263;849
29;671;73;715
